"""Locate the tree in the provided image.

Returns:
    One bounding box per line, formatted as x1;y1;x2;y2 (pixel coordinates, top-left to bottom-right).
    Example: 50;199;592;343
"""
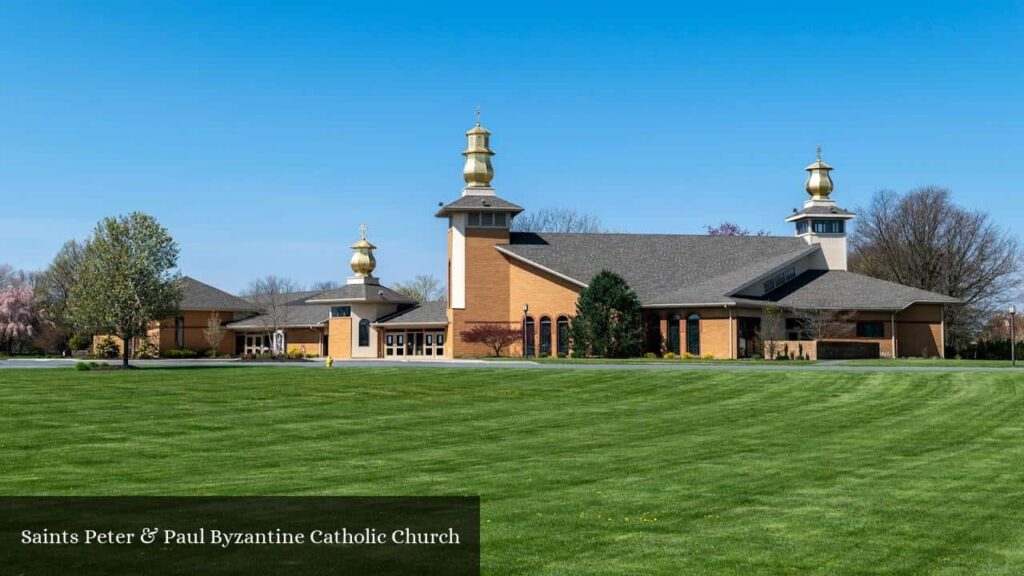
243;275;300;338
69;212;183;368
850;187;1022;348
203;311;227;357
309;280;341;291
460;323;521;356
393;274;445;303
704;221;770;236
511;207;605;233
35;240;85;352
755;303;786;360
569;270;643;358
0;264;16;289
0;285;40;354
794;308;855;342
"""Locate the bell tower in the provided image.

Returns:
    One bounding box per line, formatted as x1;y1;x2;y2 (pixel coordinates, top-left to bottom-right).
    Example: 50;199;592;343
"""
435;111;524;356
785;147;856;270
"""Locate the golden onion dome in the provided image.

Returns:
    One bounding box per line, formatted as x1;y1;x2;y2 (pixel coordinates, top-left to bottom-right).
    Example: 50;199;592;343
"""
349;225;377;277
805;146;834;199
462;107;495;187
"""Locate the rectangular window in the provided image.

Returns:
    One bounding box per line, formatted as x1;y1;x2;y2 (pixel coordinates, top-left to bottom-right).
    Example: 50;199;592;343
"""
812;220;844;234
397;335;404;346
763;267;797;294
437;334;444;345
796;220;809;235
426;334;433;345
466;211;509;228
330;306;351;317
786;318;811;341
175;317;184;348
856;321;885;338
386;335;394;346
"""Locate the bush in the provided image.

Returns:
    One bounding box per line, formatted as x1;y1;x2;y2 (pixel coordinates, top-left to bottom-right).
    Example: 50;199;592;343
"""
683;352;695;359
75;361;91;371
556;352;567;359
133;339;158;359
164;348;197;359
663;352;677;359
752;354;763;361
94;337;120;359
643;352;658;359
287;348;305;360
702;354;715;360
68;334;92;351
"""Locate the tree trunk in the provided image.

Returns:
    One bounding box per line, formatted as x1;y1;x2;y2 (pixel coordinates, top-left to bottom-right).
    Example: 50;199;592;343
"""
122;337;131;368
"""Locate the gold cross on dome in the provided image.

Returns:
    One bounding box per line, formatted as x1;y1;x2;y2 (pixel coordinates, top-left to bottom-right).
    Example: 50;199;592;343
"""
359;224;367;240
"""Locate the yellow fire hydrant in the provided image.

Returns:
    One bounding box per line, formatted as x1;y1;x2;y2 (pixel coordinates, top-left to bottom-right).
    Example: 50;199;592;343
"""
325;356;334;368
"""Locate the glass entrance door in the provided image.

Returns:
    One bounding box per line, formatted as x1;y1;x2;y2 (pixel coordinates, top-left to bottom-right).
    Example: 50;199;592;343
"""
384;331;446;358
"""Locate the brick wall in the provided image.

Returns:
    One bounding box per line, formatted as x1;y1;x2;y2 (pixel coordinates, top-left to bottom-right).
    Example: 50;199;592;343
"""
451;227;513;357
286;327;323;356
327;317;352;359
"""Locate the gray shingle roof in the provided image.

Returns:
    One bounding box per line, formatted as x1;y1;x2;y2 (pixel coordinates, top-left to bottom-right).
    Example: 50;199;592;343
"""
225;303;331;329
180;276;256;312
374;301;448;327
305;283;417;305
498;233;817;306
435;194;525;217
786;204;856;219
764;270;961;310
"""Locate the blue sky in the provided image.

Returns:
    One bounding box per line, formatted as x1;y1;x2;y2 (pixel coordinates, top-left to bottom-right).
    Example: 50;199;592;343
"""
1;1;1021;292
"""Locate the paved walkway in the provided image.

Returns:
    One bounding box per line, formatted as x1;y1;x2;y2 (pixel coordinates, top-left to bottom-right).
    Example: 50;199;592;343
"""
1;357;1021;373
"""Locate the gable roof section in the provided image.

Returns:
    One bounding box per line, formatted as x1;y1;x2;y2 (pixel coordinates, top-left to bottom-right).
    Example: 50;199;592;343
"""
224;303;331;329
305;284;417;305
497;233;817;306
180;276;256;312
374;301;448;327
763;270;961;310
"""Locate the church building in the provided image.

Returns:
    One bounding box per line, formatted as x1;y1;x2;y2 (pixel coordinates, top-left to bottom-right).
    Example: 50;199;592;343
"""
98;116;959;361
423;116;958;360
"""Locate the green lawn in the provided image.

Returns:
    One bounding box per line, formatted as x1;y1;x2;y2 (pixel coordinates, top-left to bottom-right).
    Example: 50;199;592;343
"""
477;356;817;365
841;358;1020;368
3;367;1024;574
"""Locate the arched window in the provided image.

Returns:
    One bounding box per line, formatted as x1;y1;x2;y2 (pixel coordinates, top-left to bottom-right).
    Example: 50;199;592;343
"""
686;313;700;356
556;316;570;356
539;317;552;356
358;319;370;347
667;314;681;355
645;315;662;354
524;316;535;357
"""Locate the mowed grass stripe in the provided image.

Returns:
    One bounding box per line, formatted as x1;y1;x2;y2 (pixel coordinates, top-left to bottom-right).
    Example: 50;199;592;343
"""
2;367;1024;574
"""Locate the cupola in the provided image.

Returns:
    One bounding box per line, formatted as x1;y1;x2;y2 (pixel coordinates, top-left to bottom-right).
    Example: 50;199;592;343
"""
785;147;856;271
462;107;496;191
804;146;834;199
348;224;379;285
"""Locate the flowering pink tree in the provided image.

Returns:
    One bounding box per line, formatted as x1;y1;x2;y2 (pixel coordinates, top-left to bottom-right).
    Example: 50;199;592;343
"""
0;285;39;353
